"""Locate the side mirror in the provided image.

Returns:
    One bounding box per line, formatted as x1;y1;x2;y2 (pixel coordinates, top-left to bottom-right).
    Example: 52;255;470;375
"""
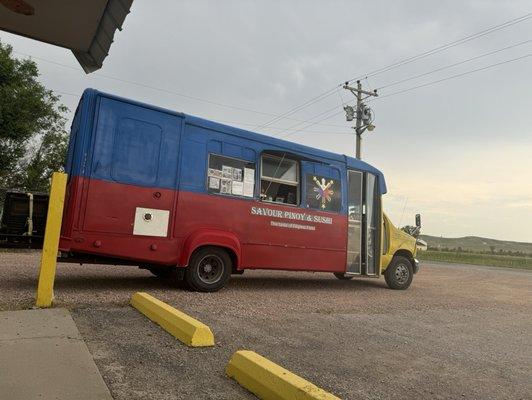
415;214;421;228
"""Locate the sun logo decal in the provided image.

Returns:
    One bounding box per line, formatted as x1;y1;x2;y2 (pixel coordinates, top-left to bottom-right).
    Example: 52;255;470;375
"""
312;176;335;209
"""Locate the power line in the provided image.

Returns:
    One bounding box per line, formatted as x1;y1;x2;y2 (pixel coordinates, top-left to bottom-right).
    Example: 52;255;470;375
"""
217;120;349;134
14;12;532;139
12;51;274;116
376;53;531;100
52;89;352;134
271;52;532;138
45;68;350;136
258;12;532;128
274;14;532;138
280;51;532;139
12;50;344;128
276;101;346;134
255;86;339;129
279;107;345;139
345;12;532;83
55;54;531;140
377;39;532;90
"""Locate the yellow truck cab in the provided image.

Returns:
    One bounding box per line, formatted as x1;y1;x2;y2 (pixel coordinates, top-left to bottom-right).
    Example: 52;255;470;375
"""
380;213;420;289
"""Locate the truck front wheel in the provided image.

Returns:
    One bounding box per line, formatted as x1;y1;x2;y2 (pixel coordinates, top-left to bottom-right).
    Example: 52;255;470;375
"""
384;256;413;290
184;247;232;292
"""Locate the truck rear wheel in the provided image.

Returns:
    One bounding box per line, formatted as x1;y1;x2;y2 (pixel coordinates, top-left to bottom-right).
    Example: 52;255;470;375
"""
384;256;413;290
184;247;232;292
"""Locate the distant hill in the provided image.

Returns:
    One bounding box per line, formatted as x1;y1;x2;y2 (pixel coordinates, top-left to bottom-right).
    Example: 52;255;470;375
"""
419;234;532;255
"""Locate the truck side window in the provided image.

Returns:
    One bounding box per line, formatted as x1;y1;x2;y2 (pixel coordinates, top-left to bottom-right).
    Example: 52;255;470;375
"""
207;154;255;198
260;154;299;205
305;174;341;212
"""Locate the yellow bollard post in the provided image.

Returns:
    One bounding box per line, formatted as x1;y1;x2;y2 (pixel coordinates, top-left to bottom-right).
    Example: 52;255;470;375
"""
36;172;67;308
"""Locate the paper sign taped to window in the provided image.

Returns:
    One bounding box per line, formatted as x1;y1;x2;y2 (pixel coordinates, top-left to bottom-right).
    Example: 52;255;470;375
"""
209;177;220;190
244;168;255;183
232;181;244;195
220;179;232;194
233;168;243;181
222;166;233;179
208;168;222;178
243;182;254;197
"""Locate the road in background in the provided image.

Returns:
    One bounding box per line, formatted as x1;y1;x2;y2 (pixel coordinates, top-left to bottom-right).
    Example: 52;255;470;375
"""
0;251;530;399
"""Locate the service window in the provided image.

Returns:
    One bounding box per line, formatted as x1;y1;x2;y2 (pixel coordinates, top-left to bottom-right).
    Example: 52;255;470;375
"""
305;174;342;212
207;154;255;198
260;154;299;205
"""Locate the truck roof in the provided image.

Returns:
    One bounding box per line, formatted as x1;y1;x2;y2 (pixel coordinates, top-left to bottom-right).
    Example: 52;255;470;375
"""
79;89;387;194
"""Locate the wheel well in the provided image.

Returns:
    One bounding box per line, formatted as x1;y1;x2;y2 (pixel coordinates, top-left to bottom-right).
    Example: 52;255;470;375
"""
189;245;238;272
393;249;414;264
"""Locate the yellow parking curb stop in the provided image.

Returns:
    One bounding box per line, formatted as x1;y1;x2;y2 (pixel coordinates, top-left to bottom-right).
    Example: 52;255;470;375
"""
130;292;214;347
226;350;340;400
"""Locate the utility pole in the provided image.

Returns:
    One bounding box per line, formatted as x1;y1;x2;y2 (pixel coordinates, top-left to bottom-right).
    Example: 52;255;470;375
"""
343;80;378;159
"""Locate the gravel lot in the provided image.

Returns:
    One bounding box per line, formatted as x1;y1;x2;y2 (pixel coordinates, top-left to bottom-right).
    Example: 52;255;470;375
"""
1;250;531;399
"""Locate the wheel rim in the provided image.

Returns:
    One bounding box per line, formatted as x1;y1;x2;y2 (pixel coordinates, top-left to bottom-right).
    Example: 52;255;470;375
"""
395;264;409;285
197;255;224;284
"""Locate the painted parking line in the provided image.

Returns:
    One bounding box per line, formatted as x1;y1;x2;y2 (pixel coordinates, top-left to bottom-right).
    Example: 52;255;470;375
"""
130;292;214;347
226;350;340;400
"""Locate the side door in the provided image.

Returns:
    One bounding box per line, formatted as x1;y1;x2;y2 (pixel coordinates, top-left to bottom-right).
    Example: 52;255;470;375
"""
346;170;380;276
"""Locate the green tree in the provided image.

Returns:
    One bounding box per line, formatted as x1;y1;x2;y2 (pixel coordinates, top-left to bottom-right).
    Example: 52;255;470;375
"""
0;40;68;192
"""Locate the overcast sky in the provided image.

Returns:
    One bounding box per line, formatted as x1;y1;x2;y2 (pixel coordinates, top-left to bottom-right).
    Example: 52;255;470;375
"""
2;0;531;242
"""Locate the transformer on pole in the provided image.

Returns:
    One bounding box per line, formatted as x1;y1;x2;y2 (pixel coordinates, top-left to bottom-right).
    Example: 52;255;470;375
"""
343;81;378;159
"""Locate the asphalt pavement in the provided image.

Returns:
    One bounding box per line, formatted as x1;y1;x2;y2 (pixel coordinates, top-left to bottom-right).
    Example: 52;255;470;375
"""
0;251;530;399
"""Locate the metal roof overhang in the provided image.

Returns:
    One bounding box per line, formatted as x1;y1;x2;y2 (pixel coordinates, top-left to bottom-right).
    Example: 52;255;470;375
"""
0;0;133;73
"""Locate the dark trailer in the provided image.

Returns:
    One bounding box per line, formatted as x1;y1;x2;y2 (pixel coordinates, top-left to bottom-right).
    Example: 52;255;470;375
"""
0;190;49;248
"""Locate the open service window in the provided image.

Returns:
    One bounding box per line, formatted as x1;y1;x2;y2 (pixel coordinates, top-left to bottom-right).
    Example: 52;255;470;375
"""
260;153;299;205
207;154;256;198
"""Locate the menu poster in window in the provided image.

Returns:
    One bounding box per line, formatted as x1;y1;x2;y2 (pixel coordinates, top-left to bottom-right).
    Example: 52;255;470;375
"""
207;154;256;197
244;168;254;183
243;182;254;197
243;168;255;197
232;181;244;195
233;168;243;181
220;179;232;194
222;166;233;179
209;177;220;190
208;168;222;178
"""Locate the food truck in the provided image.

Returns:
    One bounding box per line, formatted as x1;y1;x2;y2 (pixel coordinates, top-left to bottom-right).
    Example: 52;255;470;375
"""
58;89;419;292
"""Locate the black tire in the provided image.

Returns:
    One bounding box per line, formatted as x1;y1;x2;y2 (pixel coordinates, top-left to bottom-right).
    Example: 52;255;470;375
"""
333;272;354;280
184;247;232;292
146;266;173;279
384;256;414;290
